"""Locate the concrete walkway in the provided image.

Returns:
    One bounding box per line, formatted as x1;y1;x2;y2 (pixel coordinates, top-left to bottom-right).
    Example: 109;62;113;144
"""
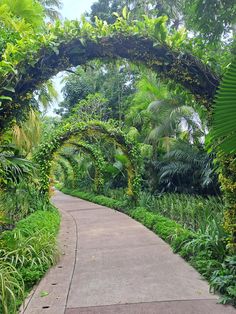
22;191;236;314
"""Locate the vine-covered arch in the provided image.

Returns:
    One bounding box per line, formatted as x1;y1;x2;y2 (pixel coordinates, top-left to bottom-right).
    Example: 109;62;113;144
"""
53;157;74;187
59;141;106;192
34;120;140;198
0;17;219;132
56;152;80;189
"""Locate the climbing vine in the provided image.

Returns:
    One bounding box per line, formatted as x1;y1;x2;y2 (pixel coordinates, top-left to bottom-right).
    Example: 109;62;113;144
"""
60;142;106;193
1;8;235;246
0;14;220;132
56;153;80;188
34;120;141;199
54;157;74;188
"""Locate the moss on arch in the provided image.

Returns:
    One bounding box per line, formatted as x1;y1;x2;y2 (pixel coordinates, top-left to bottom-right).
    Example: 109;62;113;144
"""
34;120;141;199
0;16;219;132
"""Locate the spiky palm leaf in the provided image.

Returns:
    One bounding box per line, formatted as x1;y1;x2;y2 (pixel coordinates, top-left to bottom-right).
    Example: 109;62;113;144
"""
212;58;236;154
146;98;201;146
35;80;59;109
0;144;34;186
38;0;62;21
158;140;218;193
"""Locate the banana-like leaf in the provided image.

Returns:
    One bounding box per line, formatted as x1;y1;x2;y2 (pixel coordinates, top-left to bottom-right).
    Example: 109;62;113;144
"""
212;58;236;154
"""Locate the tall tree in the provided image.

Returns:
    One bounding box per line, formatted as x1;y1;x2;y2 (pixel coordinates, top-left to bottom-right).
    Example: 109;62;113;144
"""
38;0;62;21
57;62;135;121
183;0;236;42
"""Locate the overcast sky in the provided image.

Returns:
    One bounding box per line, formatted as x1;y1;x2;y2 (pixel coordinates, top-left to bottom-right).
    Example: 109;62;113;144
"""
60;0;96;20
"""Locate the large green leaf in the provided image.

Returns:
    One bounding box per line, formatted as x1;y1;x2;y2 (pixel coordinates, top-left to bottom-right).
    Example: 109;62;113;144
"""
212;58;236;154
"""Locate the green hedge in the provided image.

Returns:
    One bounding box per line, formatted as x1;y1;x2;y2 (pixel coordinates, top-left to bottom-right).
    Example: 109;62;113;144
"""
129;207;195;252
61;188;127;211
0;209;60;313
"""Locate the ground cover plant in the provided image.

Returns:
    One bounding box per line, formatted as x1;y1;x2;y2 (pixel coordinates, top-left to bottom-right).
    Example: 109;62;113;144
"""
0;209;60;313
137;192;224;232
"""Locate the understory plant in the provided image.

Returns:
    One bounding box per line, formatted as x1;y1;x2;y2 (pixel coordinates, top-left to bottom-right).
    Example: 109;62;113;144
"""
138;191;224;232
210;256;236;306
0;262;24;314
0;181;49;227
0;209;60;313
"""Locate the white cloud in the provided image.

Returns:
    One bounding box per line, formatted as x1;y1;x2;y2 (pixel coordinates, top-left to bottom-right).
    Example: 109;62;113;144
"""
60;0;95;20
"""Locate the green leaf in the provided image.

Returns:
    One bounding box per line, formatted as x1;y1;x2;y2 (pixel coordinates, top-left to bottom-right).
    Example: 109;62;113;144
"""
212;57;236;154
3;86;15;93
40;291;49;297
0;95;12;101
122;6;128;20
112;12;119;18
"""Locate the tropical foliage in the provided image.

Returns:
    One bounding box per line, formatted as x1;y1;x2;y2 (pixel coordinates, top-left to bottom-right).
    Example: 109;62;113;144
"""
212;58;236;154
0;0;236;311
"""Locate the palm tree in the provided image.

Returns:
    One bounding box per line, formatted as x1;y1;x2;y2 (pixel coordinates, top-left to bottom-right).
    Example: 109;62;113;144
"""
157;139;219;194
146;97;201;152
126;70;210;193
126;71;203;153
38;0;62;21
34;80;59;110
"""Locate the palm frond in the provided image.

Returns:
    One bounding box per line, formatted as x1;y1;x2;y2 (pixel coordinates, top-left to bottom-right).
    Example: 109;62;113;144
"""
12;109;41;156
0;144;34;186
212;58;236;154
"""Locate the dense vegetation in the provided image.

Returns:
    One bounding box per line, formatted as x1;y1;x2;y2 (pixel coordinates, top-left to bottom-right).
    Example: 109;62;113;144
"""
0;0;236;312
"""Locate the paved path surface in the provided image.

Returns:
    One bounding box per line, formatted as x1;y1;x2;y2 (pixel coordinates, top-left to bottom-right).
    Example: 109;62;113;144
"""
21;191;236;314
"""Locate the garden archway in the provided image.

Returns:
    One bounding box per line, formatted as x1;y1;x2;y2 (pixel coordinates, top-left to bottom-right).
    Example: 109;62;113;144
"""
34;120;140;198
0;17;220;132
58;141;106;192
53;157;74;188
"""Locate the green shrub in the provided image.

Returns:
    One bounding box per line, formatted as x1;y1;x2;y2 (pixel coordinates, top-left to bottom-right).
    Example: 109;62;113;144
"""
0;209;60;313
15;209;60;236
210;256;236;306
0;182;51;225
130;207;194;249
61;188;127;211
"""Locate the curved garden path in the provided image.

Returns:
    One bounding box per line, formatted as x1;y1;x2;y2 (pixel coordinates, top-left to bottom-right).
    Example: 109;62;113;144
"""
21;190;236;314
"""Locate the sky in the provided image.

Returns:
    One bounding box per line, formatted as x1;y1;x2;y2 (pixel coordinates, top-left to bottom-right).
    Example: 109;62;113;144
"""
48;0;96;115
61;0;96;20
